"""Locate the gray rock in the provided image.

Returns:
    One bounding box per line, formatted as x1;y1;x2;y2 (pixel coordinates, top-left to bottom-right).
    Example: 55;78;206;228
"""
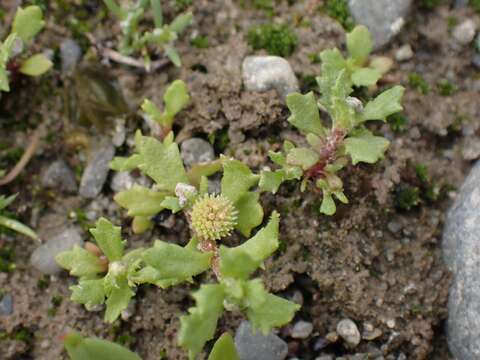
291;320;313;339
0;294;13;315
462;137;480;160
348;0;412;48
395;44;413;62
180;138;215;168
110;171;136;193
79;140;115;199
453;19;476;45
60;39;82;73
337;319;361;348
443;161;480;359
235;321;288;360
472;54;480;70
454;0;469;7
40;160;77;193
242;56;299;98
30;227;84;275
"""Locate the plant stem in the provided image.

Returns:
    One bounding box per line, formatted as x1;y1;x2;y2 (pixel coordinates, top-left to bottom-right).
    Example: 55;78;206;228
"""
305;127;346;180
198;239;221;280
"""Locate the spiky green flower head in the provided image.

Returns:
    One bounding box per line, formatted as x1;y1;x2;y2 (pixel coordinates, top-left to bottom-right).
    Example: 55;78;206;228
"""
190;194;238;241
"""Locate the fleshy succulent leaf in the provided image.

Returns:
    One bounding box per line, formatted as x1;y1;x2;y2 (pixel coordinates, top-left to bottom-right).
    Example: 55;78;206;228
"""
351;67;381;87
235;192;264;237
114;186;168;216
70;279;105;310
90;218;125;262
286;147;319;170
56;245;105;277
104;280;134;323
208;333;239;360
259;170;285;194
346;25;373;65
221;157;259;204
179;284;225;360
286;92;325;137
19;54;52;76
163;79;190;123
320;193;336;216
344;131;390;165
12;6;45;44
361;86;405;122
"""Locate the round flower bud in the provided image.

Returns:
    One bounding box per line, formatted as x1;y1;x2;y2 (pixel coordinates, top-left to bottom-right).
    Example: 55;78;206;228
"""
190;194;238;241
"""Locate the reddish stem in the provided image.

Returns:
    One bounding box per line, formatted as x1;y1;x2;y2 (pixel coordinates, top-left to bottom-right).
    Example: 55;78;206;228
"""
198;239;221;280
305;128;346;181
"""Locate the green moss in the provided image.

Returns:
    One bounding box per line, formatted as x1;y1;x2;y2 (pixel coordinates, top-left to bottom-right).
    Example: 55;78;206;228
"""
408;72;430;94
395;185;421;210
0;245;15;273
247;23;297;57
173;0;193;11
387;113;408;133
191;35;209;49
473;0;480;12
415;163;429;183
436;79;457;96
420;0;446;9
322;0;354;30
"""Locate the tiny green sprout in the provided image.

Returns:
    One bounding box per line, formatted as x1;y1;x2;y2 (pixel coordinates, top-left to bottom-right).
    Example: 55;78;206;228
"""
141;79;190;138
64;331;142;360
258;25;404;215
247;23;297;57
408;72;430;94
0;194;37;240
395;185;421;211
0;6;52;92
190;194;238;241
102;0;192;68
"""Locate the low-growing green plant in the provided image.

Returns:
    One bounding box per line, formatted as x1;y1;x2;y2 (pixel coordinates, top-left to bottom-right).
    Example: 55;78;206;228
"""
257;25;404;214
322;0;354;30
0;194;37;240
0;5;52;92
102;0;192;67
408;72;429;94
64;331;239;360
247;23;297;57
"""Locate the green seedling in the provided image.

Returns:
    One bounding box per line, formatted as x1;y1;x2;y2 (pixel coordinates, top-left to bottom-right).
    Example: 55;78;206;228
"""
63;332;239;360
0;6;52;92
103;0;192;68
258;25;404;215
140;79;190;138
0;194;37;240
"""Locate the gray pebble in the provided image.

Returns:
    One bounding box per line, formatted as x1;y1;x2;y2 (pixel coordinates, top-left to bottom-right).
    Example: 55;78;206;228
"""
461;136;480;161
291;320;313;339
242;56;299;98
337;319;361;348
348;0;412;48
235;321;288;360
30;227;84;275
315;356;333;360
110;171;136;193
79;140;115;199
60;39;82;73
0;294;13;315
40;160;77;193
453;19;476;45
395;44;413;62
180;138;215;168
443;161;480;359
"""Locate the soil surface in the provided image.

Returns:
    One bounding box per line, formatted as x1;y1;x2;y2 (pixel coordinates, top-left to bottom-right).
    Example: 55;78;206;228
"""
0;1;477;359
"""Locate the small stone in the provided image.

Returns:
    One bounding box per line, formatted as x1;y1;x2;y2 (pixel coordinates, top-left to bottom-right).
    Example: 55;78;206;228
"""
348;0;412;48
0;294;13;315
387;220;402;234
79;140;115;199
242;56;299;98
337;319;361;348
325;332;338;343
313;337;328;351
386;319;396;329
180;138;215;168
395;44;413;62
235;321;288;360
453;19;476;45
30;227;84;275
363;326;382;341
472;54;480;70
121;300;135;321
110;171;136;193
112;118;126;147
290;321;313;339
60;39;82;73
461;136;480;160
40;160;77;193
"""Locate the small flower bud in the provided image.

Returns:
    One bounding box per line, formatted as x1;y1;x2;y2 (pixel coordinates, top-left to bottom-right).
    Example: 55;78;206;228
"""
175;183;198;207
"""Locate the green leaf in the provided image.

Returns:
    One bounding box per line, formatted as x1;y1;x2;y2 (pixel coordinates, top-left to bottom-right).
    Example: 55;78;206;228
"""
141;99;162;123
165;45;181;67
64;332;142;360
320;193;336;215
163;79;190;121
334;191;349;204
361;86;405;122
114;186;167;216
247;292;300;335
104;281;134;323
221;211;279;276
110;154;143;171
186;159;222;187
132;216;153;234
19;54;52;76
259;170;285;194
143;241;212;283
90;218;124;262
70;279;105;310
346;25;373;65
235;192;264;237
351;68;381;87
344;132;390;165
286;92;325;137
221;157;259;204
170;12;193;34
318;48;348;108
0;215;38;240
137;134;188;192
160;196;182;213
179;284;225;360
0;194;16;210
286;148;319;170
0;34;16;65
12;6;45;44
208;333;239;360
56;245;104;277
0;68;9;92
